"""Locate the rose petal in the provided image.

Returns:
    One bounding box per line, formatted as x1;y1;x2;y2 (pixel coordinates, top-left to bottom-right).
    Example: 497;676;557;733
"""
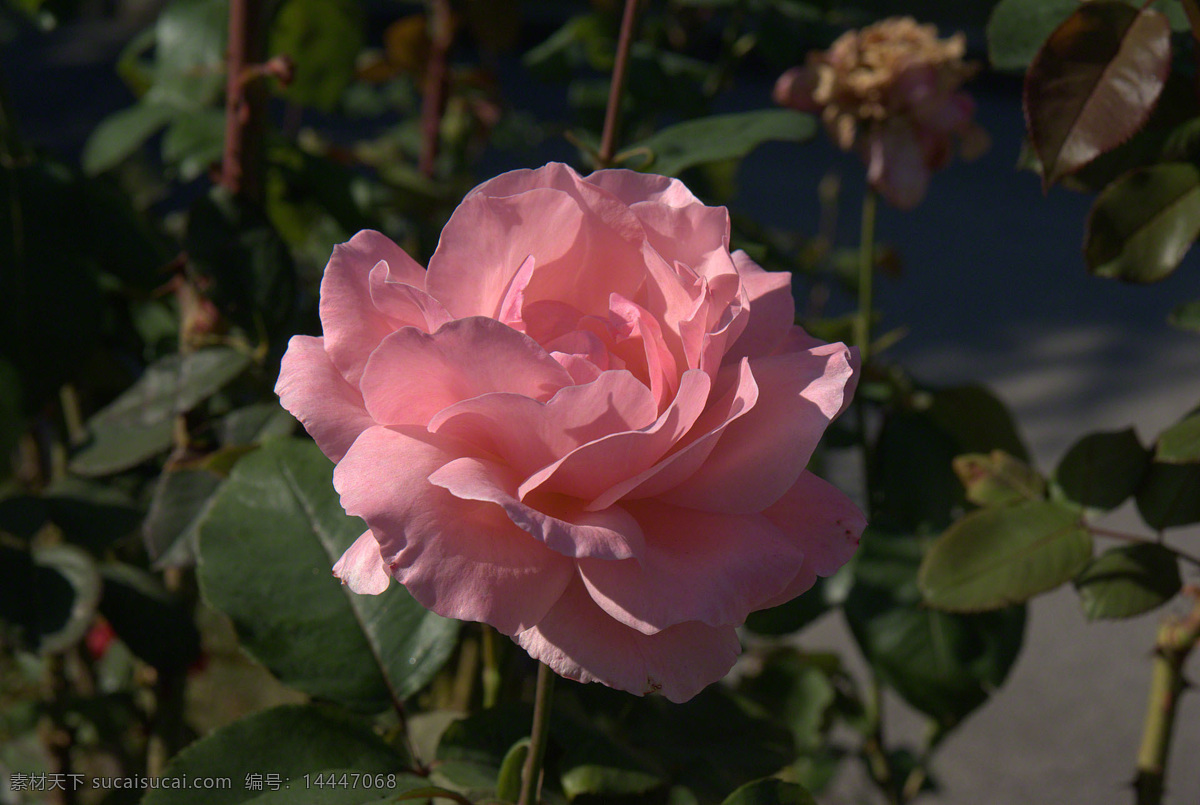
429;456;645;560
360;317;574;427
515;576;741;703
767;471;865;577
608;294;679;410
369;261;452;333
755;470;866;609
866;123;931;211
426;187;587;319
724;251;795;363
275;335;375;462
320;230;428;384
334;426;574;634
332;530;391;595
518;369;712;501
428;370;657;478
578;500;802;634
659;342;857;513
585;359;758;510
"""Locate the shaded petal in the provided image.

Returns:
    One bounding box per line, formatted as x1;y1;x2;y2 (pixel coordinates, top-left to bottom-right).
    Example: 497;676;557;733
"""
429;457;645;560
578;500;802;634
724;251;795;363
515;576;741;703
320;230;427;384
333;426;573;634
360;317;574;427
866;124;931;211
518;370;711;502
428;370;657;477
275;335;375;462
370;262;452;333
756;471;865;609
332;530;390;595
764;471;865;577
608;294;678;410
586;359;758;510
659;342;857;513
773;66;823;113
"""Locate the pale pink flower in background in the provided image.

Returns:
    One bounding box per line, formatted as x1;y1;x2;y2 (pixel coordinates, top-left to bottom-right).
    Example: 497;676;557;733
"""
276;163;864;703
775;16;989;209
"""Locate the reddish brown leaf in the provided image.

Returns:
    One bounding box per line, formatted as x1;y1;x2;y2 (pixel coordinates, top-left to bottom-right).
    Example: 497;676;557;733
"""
1025;2;1170;186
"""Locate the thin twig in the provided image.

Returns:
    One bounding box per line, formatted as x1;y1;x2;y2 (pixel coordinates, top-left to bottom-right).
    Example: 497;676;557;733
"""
517;663;556;805
220;0;267;200
597;0;642;167
1087;526;1200;569
1135;589;1200;805
418;0;454;178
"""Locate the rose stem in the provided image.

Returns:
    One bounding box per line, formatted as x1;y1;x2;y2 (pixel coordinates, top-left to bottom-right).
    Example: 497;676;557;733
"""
517;662;556;805
419;0;453;178
219;0;266;202
1135;589;1200;805
852;186;903;803
852;187;877;363
597;0;642;168
481;624;502;709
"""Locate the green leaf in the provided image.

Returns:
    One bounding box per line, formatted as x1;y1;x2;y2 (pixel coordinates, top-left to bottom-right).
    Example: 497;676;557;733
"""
987;0;1079;72
738;649;839;752
1168;299;1200;332
919;501;1092;612
82;102;177;175
845;534;1026;726
143;705;411;805
148;0;228;108
269;0;363;111
589;685;792;801
143;446;261;568
144;467;226;568
1074;544;1181;619
198;438;460;712
1055;428;1150;510
495;739;529;804
162;108;225;181
185;188;299;348
620;110;816;178
523;13;613;77
220;402;297;446
953;451;1045;507
720;779;817;805
871;411;962;532
925;385;1030;462
0;543;103;654
1156;412;1200;463
435;705;531;792
1025;3;1171;186
70;347;252;476
990;0;1189;72
1085;162;1200;282
1136;461;1200;529
436;703;664;802
743;575;835;636
98;563;200;670
43;476;143;551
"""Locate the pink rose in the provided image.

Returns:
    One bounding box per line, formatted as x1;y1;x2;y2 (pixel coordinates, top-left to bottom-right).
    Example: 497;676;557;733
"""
275;163;864;702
